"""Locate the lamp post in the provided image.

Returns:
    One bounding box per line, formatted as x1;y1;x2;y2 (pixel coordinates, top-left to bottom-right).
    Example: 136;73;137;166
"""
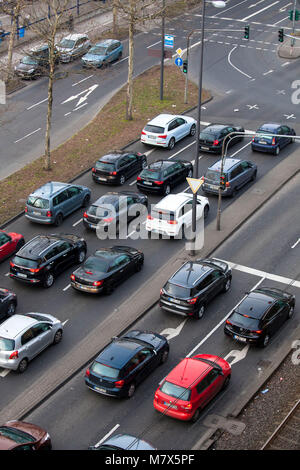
190;0;226;256
160;0;165;101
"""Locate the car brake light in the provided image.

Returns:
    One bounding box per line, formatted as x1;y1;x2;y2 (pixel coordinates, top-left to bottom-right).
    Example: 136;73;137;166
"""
137;176;141;181
213;139;219;146
201;176;204;181
181;403;192;410
70;274;75;281
147;215;153;220
103;217;114;223
225;182;230;187
9;351;18;360
253;330;262;334
187;297;198;304
92;167;96;173
46;211;52;218
85;368;90;377
110;171;117;175
29;268;40;273
25;207;28;213
141;131;146;135
83;212;88;218
93;280;103;287
271;137;276;145
252;137;255;142
154;392;159;400
167;220;178;224
226;319;232;325
158;135;167;139
115;379;125;388
154;181;164;185
10;261;15;268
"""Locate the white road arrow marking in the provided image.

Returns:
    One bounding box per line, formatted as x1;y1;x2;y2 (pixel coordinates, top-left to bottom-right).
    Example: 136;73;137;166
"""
160;319;187;341
61;84;99;108
224;344;249;366
284;113;296;120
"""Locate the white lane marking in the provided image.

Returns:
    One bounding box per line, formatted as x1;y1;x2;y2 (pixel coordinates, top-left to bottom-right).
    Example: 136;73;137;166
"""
72;218;83;227
0;369;11;378
241;1;279;21
248;0;265;8
129;180;136;186
14;128;41;143
72;74;94;87
62;319;69;326
73;103;88;111
112;56;128;66
126;230;135;239
213;0;248;16
160;319;188;341
281;61;290;67
94;424;120;448
228;46;252;79
224;344;249;366
63;284;71;291
65;112;72;117
291;238;300;249
147;40;161;48
263;69;273;75
26;98;47;110
167;140;195;159
230;141;253;158
5;273;10;277
273;16;288;25
186;277;265;357
279;2;292;12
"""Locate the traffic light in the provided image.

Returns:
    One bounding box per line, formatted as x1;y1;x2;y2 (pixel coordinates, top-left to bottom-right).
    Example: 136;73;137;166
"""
182;59;188;74
244;25;250;39
278;28;284;42
295;10;299;21
289;9;293;20
220;173;226;190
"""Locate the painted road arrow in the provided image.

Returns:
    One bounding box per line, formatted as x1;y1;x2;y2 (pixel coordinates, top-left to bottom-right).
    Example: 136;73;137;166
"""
61;84;99;108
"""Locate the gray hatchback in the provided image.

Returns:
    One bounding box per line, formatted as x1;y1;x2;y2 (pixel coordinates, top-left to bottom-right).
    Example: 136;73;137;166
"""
25;182;91;226
202;158;257;197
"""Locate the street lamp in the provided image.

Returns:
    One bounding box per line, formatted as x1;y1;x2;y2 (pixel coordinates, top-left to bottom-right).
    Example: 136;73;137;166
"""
190;0;226;256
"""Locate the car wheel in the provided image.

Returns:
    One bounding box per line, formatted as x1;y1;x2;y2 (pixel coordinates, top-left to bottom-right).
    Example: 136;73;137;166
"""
251;170;257;181
190;124;196;136
164;184;171;196
127;383;136;398
204;205;209;219
142;159;147;169
195;304;205;320
223;277;231;293
77;248;86;264
287;305;294;319
53;329;63;345
7;302;16;316
82;194;90;208
168;137;175;150
17;358;28;374
160;349;169;364
187;169;193;178
118;51;122;60
290;137;295;144
260;333;270;348
274;146;280;156
135;259;143;272
54;213;63;226
222;375;231;390
231;188;237;198
105;282;114;295
119;174;126;185
43;272;54;288
191;408;201;423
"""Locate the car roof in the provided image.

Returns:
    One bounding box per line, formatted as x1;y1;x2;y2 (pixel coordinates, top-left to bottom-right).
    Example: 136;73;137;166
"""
97;153;126;162
257;123;281;132
17;235;60;260
209;158;242;172
169;261;213;287
29;181;70;198
62;33;88;41
146;114;179;126
236;291;276;319
202;123;229;132
147;160;175;171
95;39;120;47
154;193;192;211
166;357;212;388
0;314;37;339
96;339;142;369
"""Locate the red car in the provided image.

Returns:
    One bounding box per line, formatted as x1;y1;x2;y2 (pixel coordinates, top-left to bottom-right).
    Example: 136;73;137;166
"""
0;421;51;450
0;230;25;262
153;354;231;422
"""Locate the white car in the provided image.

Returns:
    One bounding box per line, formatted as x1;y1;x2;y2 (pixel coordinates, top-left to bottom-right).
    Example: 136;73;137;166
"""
146;192;209;238
141;114;197;150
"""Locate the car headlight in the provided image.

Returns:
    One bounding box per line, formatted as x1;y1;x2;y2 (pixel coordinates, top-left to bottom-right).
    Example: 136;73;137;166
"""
28;69;35;73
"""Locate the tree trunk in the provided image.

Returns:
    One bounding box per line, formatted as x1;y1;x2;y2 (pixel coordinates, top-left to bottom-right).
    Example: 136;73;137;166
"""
44;37;55;171
113;0;118;36
6;7;19;82
126;11;134;121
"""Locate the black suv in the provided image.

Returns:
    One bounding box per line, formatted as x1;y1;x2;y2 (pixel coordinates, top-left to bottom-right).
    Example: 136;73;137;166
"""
10;234;87;288
136;159;193;196
224;287;295;347
160;258;232;319
199;124;244;153
92;152;147;185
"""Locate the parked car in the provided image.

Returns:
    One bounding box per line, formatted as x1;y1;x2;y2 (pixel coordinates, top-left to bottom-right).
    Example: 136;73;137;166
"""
146;192;209;238
0;421;52;450
0;288;17;321
153;354;231;422
251;123;295;155
71;246;143;294
0;312;63;373
10;234;87;288
83;191;148;231
136;159;193;195
81;39;123;68
85;329;169;398
224;286;295;347
25;181;91;226
89;434;155;450
160;258;232;319
201;158;257;197
56;33;91;62
0;230;24;262
15;44;59;79
92;151;147;186
141;114;196;150
199;123;244;153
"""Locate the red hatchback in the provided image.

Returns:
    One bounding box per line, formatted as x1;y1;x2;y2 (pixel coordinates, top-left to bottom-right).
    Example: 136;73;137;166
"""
0;230;25;263
153;354;231;422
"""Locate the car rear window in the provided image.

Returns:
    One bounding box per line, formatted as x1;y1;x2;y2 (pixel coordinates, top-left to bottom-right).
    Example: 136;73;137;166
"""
205;170;221;182
200;131;217;141
160;381;191;401
27;196;49;209
88;205;111;218
255;131;273;142
144;125;165;134
230;312;260;330
0;337;15;351
83;257;108;273
152;209;175;221
236;298;267;318
13;256;38;269
91;361;120;379
96;161;116;172
164;282;191;298
139;169;161;180
0;427;35;444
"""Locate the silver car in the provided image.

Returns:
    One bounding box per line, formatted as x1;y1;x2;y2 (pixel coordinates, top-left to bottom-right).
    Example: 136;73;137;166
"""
0;313;63;373
56;33;91;63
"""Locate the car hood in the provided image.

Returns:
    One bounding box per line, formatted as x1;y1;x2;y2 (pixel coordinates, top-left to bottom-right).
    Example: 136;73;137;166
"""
82;53;105;62
16;63;36;71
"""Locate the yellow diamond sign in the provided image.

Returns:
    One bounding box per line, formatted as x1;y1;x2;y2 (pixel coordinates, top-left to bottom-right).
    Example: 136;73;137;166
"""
176;48;183;56
186;177;204;194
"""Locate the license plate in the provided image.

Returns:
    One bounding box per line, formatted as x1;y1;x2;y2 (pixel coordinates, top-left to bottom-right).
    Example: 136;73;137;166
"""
32;211;41;216
17;273;27;278
234;335;247;342
164;402;177;409
94;386;106;393
148;135;156;140
168;297;180;304
97;177;107;181
209;184;219;190
201;146;210;150
143;181;152;185
259;140;267;144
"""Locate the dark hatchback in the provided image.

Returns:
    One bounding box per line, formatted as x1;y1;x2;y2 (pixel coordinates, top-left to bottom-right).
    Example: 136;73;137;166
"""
160;258;232;319
224;287;296;347
71;246;144;294
14;45;58;79
83;191;148;231
85;329;169;398
136;159;193;196
10;234;87;288
0;288;17;321
199;124;244;153
92;152;147;186
251;123;295;155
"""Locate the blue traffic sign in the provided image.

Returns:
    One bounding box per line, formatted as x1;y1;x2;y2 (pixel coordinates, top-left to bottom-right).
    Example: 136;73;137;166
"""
175;57;183;67
164;34;174;48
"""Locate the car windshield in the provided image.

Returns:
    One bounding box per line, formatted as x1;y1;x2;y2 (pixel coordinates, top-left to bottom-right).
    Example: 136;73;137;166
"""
90;361;120;379
95;161;116;172
0;337;15;351
160;381;191;401
27;196;49;209
0;427;35;444
205;170;221;182
13;256;38;269
139;169;161;180
83;256;108;273
164;282;191;299
230;312;260;330
21;56;37;65
58;38;75;48
144;125;165;134
89;46;107;55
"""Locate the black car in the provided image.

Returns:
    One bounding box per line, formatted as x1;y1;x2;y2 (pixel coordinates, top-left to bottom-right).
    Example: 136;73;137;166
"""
10;234;87;288
199;124;244;153
85;329;169;398
92;152;147;185
160;258;232;319
14;45;59;79
251;123;295;155
70;246;144;294
83;191;148;231
136;159;193;196
0;288;17;321
224;287;295;347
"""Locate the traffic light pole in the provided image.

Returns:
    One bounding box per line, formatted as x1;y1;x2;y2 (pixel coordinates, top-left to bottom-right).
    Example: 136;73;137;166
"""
184;30;195;104
291;0;297;47
160;0;165;101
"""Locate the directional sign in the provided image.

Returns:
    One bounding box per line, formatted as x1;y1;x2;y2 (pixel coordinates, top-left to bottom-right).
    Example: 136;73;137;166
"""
175;57;183;67
61;84;99;108
164;34;174;48
186;177;204;194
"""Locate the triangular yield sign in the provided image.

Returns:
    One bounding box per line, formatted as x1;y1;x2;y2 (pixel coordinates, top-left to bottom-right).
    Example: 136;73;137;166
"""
186;177;204;194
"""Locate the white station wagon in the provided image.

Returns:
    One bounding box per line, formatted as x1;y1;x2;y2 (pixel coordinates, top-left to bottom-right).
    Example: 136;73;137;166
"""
141;114;197;150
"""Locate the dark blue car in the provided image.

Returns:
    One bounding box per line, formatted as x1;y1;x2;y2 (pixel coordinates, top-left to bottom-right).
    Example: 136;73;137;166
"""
251;123;295;156
81;39;123;68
